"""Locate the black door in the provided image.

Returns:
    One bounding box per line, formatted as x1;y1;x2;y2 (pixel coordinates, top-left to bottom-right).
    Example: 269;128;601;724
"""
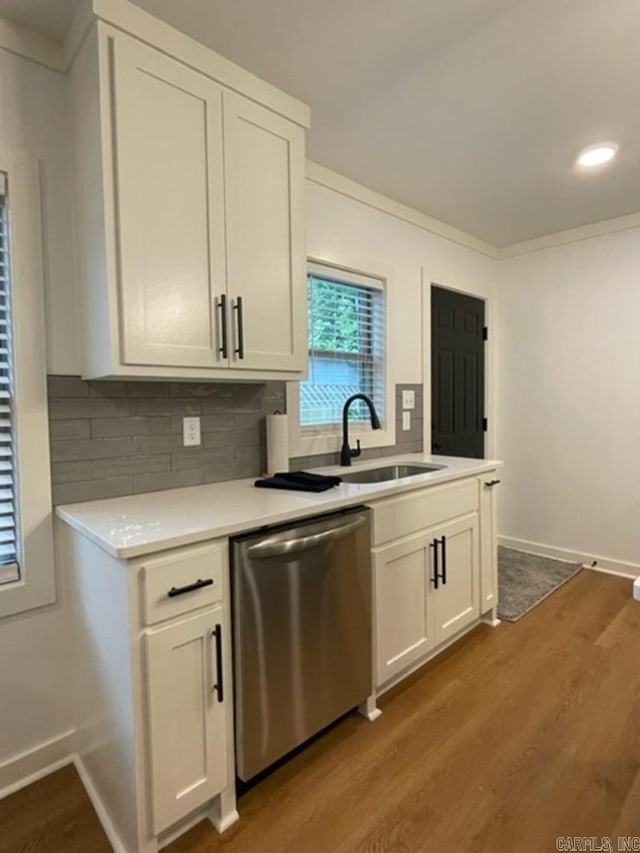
431;286;485;458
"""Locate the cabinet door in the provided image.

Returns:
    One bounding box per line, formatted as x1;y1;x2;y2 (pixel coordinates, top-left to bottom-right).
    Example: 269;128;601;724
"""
111;37;227;368
479;475;499;615
145;607;228;833
223;91;306;372
431;515;480;646
374;533;434;687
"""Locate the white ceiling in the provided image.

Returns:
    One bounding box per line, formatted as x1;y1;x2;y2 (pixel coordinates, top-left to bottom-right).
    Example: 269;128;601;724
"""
1;0;639;247
0;0;80;44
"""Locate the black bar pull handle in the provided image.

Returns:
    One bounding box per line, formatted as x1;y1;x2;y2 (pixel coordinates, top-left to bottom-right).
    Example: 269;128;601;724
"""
234;296;245;359
430;538;439;589
440;535;447;585
484;479;501;487
217;294;228;359
167;577;214;598
212;624;224;703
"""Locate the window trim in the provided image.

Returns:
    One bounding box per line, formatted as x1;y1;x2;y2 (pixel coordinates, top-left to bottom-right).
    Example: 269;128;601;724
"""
0;158;55;619
287;251;396;458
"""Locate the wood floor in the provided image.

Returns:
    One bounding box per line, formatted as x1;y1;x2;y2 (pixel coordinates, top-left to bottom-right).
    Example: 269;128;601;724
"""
3;570;640;853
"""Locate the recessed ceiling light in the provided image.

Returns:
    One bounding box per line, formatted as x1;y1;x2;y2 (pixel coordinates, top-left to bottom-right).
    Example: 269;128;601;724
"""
576;143;618;168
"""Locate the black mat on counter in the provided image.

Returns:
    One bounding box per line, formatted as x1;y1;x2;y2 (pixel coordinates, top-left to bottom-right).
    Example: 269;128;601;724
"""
255;471;342;493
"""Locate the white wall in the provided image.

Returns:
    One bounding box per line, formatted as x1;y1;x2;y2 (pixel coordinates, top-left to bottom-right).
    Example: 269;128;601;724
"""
498;228;640;572
306;180;499;452
0;48;75;779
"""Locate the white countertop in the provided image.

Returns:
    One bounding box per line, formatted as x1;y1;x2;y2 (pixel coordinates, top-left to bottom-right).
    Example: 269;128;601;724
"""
56;453;502;559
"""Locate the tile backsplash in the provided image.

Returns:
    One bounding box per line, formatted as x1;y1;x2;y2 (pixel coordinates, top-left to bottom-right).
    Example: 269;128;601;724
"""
47;377;423;504
47;376;285;504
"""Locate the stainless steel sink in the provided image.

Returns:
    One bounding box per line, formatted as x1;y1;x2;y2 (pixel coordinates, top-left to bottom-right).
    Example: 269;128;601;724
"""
340;463;445;484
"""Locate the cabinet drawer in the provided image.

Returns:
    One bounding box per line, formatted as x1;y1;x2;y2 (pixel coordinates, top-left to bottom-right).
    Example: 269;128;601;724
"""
371;478;478;546
141;543;225;625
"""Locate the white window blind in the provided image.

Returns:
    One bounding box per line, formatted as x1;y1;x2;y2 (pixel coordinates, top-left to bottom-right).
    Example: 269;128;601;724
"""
301;263;385;431
0;173;19;585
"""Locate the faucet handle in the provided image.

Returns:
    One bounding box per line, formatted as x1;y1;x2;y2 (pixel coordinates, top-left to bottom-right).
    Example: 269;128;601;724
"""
351;439;362;459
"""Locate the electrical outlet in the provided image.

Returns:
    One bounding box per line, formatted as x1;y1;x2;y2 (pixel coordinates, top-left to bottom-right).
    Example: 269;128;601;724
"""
402;411;411;431
402;389;415;410
182;417;201;447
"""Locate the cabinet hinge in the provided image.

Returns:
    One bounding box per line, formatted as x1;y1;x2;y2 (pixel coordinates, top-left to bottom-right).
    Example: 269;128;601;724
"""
482;417;488;432
482;326;488;341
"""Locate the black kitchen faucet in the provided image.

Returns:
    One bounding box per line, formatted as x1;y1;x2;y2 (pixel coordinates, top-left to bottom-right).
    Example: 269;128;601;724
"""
340;393;381;466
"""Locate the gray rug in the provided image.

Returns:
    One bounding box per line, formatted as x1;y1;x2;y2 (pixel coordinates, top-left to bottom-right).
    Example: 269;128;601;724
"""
497;547;582;622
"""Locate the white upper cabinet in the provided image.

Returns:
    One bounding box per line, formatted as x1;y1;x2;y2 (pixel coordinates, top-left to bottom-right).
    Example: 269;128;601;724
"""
112;38;226;369
223;92;306;372
70;12;309;380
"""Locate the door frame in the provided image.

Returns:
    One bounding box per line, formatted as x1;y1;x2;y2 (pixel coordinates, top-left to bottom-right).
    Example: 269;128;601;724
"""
420;269;496;460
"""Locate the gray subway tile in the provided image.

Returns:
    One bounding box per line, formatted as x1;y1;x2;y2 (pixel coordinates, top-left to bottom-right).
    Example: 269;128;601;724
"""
133;469;205;494
49;396;130;420
126;382;170;398
395;440;422;454
288;456;307;469
131;434;183;453
47;377;424;501
171;447;234;471
47;375;90;397
91;417;172;438
201;385;263;414
88;381;131;398
49;419;91;441
53;477;134;505
203;430;260;449
203;463;240;484
51;460;94;484
129;398;202;417
233;412;263;431
169;382;230;398
200;414;235;432
52;454;171;484
51;437;132;462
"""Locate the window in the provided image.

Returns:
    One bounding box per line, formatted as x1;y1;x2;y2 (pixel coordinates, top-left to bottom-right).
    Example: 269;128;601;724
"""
301;263;385;431
0;174;19;585
0;160;55;619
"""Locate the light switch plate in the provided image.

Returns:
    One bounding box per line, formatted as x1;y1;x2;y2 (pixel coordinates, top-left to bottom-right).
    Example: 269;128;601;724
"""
402;390;415;410
402;411;411;431
183;417;201;447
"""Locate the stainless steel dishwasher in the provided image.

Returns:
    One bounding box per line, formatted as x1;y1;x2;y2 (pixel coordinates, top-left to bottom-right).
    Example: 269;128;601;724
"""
231;506;372;781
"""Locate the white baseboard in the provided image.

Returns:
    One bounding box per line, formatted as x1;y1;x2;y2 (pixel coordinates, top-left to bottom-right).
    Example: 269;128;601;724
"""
0;729;76;799
74;755;128;853
498;535;639;579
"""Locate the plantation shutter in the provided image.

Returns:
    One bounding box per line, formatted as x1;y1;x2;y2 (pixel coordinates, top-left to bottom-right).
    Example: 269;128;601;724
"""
0;173;19;584
301;263;385;430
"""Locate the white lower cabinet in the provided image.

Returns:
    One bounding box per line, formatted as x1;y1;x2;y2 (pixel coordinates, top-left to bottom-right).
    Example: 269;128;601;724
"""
374;532;434;685
371;473;495;690
62;526;237;853
144;606;229;834
431;514;479;646
374;513;479;686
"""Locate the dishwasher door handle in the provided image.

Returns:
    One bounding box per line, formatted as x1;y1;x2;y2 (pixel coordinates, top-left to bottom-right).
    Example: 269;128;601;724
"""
246;516;367;559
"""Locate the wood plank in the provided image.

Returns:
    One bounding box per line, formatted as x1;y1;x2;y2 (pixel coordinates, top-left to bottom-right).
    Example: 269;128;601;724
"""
0;764;111;853
1;571;639;852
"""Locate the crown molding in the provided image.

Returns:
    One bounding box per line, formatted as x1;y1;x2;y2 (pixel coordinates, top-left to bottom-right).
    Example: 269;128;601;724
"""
497;210;640;258
306;161;500;259
0;18;64;72
64;0;310;127
307;161;640;261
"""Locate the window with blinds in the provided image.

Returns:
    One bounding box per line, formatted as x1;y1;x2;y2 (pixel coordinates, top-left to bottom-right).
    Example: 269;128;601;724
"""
301;263;385;431
0;173;19;585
